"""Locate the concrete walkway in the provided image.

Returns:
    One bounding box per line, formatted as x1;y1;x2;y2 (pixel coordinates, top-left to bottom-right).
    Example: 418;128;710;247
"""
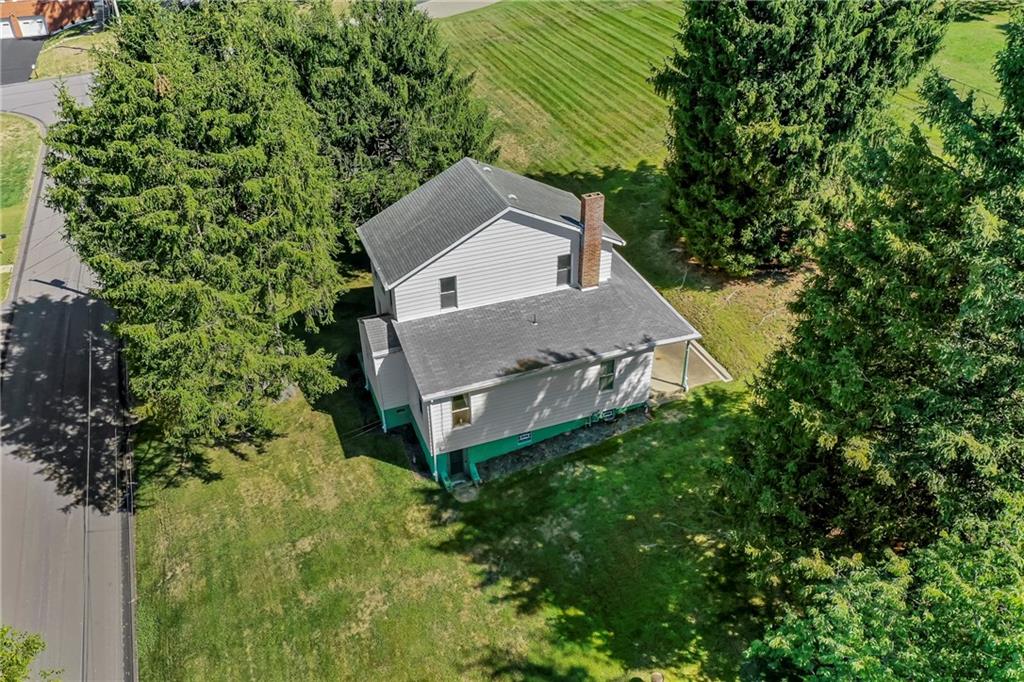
1;75;134;682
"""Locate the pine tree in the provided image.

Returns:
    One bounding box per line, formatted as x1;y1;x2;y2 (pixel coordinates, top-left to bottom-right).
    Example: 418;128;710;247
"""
45;0;344;449
747;499;1024;680
291;0;497;247
652;0;947;275
723;9;1024;580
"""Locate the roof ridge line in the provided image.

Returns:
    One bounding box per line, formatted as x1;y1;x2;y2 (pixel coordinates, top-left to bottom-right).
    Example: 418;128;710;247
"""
464;157;510;208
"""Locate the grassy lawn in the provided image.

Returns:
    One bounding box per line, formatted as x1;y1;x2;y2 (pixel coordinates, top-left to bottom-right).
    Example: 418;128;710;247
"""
0;114;43;300
32;26;114;80
135;3;1008;680
136;281;762;680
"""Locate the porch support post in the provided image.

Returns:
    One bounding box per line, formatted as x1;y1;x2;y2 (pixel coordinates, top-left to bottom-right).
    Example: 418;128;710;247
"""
682;340;691;392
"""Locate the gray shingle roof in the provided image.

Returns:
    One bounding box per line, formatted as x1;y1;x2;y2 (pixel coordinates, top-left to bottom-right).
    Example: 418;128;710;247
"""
358;315;400;357
393;253;699;399
357;158;625;288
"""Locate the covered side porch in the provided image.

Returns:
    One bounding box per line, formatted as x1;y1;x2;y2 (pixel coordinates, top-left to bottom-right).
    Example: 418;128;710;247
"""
650;340;732;403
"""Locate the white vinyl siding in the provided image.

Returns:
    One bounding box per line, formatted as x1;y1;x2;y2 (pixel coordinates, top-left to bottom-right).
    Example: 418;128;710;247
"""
392;217;576;321
600;242;613;282
372;267;392;316
358;323;409;411
408;376;432;451
431;350;653;454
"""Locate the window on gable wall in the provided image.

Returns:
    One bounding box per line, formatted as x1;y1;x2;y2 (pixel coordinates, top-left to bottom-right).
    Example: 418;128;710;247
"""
556;254;571;286
452;394;471;427
440;276;457;309
599;359;616;392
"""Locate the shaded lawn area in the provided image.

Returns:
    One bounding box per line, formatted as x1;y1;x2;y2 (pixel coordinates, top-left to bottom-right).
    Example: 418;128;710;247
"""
0;113;42;300
32;26;114;80
135;282;764;681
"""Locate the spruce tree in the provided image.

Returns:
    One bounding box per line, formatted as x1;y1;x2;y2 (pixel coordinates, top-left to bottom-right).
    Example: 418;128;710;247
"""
45;0;344;449
292;0;497;246
652;0;947;275
723;10;1024;579
748;499;1024;680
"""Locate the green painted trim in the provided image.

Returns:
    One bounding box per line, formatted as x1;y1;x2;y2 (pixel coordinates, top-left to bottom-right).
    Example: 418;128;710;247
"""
460;402;647;471
384;404;412;429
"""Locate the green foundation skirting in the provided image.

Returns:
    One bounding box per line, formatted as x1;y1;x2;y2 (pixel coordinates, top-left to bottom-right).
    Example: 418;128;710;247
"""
362;361;645;488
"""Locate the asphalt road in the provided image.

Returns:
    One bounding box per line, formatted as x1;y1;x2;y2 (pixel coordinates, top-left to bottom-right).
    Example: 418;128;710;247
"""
0;38;44;85
1;76;133;681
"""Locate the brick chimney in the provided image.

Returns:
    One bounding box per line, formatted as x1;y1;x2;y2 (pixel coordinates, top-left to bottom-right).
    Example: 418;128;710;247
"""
579;192;604;289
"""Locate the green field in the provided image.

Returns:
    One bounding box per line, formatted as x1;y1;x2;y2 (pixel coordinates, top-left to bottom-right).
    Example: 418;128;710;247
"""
0;114;43;300
135;2;1008;680
32;26;114;80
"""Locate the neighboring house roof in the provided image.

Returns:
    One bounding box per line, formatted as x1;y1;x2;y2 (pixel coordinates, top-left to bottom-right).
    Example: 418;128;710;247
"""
393;253;700;400
357;158;625;289
358;315;400;357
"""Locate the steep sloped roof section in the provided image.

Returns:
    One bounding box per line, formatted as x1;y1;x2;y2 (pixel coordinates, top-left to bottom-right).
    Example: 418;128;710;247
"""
357;158;625;288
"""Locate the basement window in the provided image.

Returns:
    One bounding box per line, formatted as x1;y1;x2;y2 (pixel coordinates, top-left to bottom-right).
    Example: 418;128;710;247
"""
452;394;471;427
599;359;615;392
556;254;571;286
439;276;458;309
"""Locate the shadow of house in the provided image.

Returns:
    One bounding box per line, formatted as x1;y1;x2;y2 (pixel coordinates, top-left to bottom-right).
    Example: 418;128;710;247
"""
418;385;767;678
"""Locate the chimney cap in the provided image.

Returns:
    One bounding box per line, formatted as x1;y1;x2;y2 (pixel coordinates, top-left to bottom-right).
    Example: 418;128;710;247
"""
581;191;604;199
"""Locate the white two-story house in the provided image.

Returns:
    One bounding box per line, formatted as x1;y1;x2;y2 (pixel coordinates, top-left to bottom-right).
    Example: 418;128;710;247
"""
357;158;725;487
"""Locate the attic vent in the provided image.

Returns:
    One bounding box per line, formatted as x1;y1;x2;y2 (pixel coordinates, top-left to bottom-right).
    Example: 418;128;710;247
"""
482;166;492;172
508;194;517;201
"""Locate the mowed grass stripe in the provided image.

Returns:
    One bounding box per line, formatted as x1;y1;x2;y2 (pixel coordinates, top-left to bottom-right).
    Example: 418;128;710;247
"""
440;0;680;170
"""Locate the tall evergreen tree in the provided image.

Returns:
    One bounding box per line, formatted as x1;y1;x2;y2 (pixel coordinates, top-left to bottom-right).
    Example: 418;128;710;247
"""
722;10;1024;580
290;0;497;247
46;0;343;448
652;0;947;275
747;499;1024;680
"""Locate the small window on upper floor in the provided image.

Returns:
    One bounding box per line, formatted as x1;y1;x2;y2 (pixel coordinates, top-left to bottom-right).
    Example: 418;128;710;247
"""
556;254;571;286
599;359;616;392
452;394;471;427
440;276;458;309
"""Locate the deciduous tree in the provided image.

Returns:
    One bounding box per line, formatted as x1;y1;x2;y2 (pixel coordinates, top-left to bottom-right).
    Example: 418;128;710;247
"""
652;0;947;275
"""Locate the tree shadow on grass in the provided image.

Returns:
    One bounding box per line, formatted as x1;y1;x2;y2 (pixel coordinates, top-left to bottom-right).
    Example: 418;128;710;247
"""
421;385;768;679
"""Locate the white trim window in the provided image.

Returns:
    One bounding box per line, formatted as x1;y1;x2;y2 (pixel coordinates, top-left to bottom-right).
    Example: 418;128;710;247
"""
451;394;471;427
439;276;458;309
598;359;615;392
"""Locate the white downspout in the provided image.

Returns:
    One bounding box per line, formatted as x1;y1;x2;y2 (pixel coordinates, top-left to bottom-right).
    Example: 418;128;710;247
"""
682;340;691;392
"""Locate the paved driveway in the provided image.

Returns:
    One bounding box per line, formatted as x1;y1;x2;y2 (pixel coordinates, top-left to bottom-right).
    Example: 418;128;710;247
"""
1;75;133;682
0;38;44;85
